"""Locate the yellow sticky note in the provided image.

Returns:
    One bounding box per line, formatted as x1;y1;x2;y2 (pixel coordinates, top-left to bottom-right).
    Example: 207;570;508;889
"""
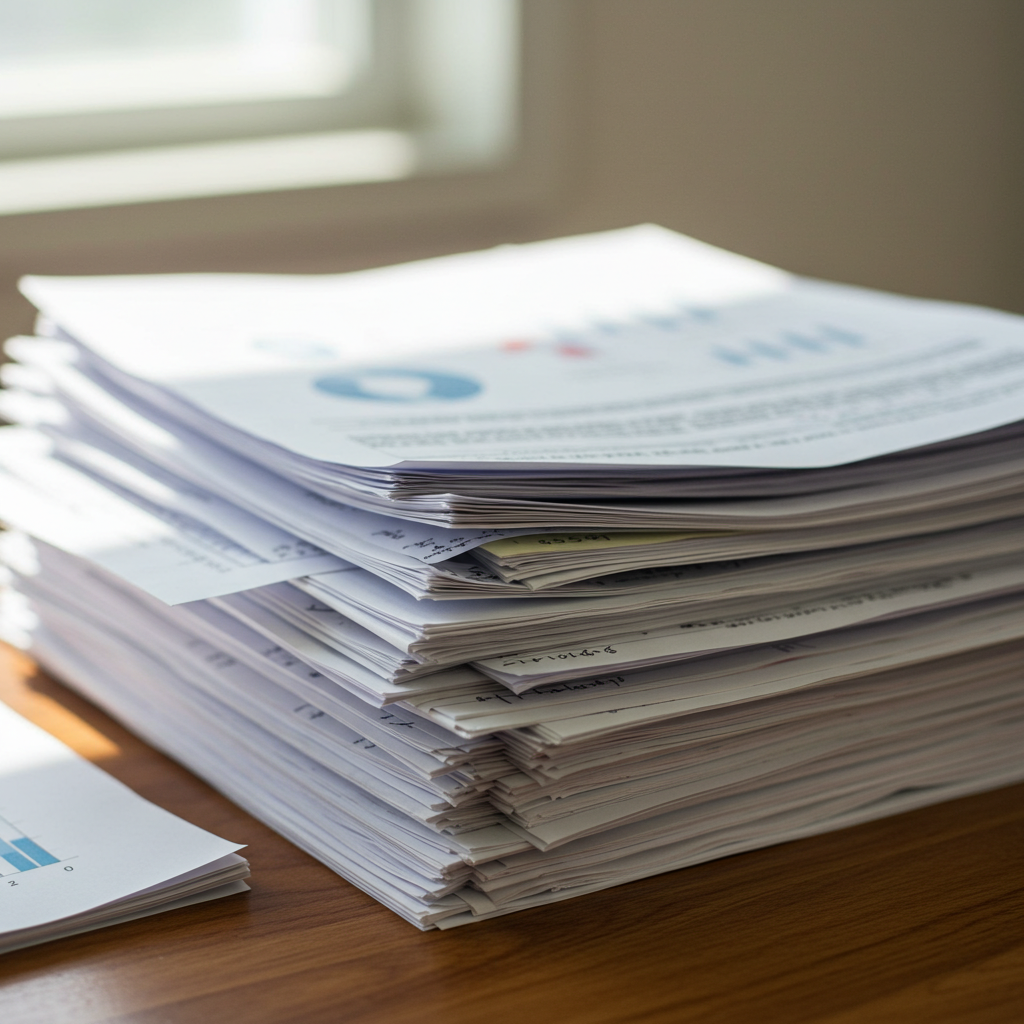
480;530;734;558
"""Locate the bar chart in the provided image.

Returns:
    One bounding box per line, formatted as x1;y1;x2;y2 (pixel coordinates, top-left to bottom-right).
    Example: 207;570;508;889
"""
0;813;62;875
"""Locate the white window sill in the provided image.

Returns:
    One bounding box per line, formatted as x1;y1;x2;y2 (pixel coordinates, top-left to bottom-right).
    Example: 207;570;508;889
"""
0;131;419;217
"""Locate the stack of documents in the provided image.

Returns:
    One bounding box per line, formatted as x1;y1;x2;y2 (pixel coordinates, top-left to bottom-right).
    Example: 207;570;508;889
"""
0;700;247;953
2;225;1023;928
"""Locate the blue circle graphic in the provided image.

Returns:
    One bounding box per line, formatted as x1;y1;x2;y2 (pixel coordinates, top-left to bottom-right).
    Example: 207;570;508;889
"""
314;368;482;402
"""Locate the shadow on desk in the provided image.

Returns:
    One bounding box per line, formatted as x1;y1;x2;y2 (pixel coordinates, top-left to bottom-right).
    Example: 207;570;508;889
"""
1;643;1023;1024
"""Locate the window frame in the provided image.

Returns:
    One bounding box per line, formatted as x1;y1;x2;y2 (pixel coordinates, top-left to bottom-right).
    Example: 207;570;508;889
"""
0;0;571;264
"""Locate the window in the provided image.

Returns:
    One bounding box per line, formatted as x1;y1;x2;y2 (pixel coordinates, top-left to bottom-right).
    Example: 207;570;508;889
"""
0;0;527;214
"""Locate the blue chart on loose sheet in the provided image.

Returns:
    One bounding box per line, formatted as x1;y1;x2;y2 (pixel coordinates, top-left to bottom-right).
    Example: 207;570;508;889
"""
0;812;63;875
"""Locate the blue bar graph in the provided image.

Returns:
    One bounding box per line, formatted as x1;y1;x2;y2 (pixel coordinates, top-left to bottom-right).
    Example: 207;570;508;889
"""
12;837;59;866
0;838;38;872
0;821;61;872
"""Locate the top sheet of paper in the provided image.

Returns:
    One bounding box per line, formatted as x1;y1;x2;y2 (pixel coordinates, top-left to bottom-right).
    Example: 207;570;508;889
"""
20;225;1024;470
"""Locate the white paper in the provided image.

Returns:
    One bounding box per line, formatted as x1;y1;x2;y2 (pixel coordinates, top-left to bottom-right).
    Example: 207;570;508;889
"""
20;225;1024;472
411;593;1024;735
0;427;345;604
474;559;1024;686
0;701;243;935
1;341;537;565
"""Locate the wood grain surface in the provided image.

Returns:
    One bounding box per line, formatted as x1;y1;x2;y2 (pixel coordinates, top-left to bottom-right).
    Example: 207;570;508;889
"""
2;643;1023;1024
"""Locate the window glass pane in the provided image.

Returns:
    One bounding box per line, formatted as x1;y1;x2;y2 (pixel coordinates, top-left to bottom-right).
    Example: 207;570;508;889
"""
0;0;238;57
0;0;523;214
0;0;371;118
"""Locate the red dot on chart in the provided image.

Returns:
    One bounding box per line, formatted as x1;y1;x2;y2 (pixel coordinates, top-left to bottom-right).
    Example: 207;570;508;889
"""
556;343;594;358
500;339;534;352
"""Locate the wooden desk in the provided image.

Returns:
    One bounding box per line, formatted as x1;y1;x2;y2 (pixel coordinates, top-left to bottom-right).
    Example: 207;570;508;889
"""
2;643;1023;1024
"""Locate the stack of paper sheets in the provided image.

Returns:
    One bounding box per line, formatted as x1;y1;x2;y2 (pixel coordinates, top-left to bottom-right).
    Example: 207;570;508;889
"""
2;225;1023;928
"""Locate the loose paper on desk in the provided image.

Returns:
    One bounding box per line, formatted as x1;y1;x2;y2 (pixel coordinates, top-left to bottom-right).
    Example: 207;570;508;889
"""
0;700;246;951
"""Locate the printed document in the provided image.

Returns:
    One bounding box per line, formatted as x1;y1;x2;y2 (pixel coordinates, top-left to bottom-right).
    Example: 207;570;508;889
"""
21;225;1024;472
0;701;247;952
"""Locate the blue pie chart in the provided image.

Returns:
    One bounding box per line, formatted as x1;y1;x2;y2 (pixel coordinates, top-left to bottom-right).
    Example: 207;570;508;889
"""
314;368;482;402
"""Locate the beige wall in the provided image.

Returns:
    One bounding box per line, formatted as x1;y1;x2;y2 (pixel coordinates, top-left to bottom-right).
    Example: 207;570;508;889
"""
1;0;1022;341
551;0;1024;311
